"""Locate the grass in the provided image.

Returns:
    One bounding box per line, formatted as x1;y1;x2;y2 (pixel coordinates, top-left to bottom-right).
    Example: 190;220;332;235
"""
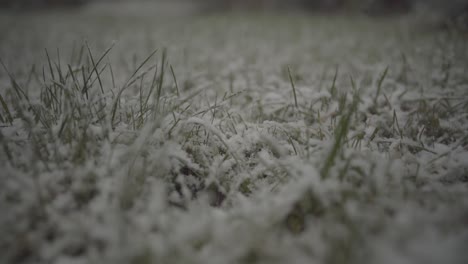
0;9;468;264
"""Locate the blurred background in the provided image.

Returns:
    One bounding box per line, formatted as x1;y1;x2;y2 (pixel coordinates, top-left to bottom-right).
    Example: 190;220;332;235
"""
1;0;467;27
0;0;464;14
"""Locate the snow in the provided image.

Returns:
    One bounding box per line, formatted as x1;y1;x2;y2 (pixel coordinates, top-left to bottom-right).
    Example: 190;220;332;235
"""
0;3;468;264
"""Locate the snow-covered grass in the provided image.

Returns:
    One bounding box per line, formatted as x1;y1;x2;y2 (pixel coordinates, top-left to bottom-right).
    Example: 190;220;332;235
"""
1;9;468;264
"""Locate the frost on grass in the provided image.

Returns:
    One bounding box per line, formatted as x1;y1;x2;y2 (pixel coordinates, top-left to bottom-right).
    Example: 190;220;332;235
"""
1;12;468;264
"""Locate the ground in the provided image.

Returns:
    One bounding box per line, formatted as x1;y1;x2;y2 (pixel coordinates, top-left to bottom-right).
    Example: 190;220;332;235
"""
1;3;468;264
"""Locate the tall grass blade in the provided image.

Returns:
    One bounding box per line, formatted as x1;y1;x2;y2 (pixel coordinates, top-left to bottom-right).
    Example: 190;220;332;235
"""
170;65;180;97
0;58;28;101
156;48;167;109
287;66;298;109
373;66;388;105
85;42;115;94
111;49;158;128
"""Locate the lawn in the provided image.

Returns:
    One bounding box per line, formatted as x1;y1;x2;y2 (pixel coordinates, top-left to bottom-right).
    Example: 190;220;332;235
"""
1;5;468;264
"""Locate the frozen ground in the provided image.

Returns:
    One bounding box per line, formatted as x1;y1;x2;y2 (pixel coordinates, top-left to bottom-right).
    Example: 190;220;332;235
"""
1;3;468;264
